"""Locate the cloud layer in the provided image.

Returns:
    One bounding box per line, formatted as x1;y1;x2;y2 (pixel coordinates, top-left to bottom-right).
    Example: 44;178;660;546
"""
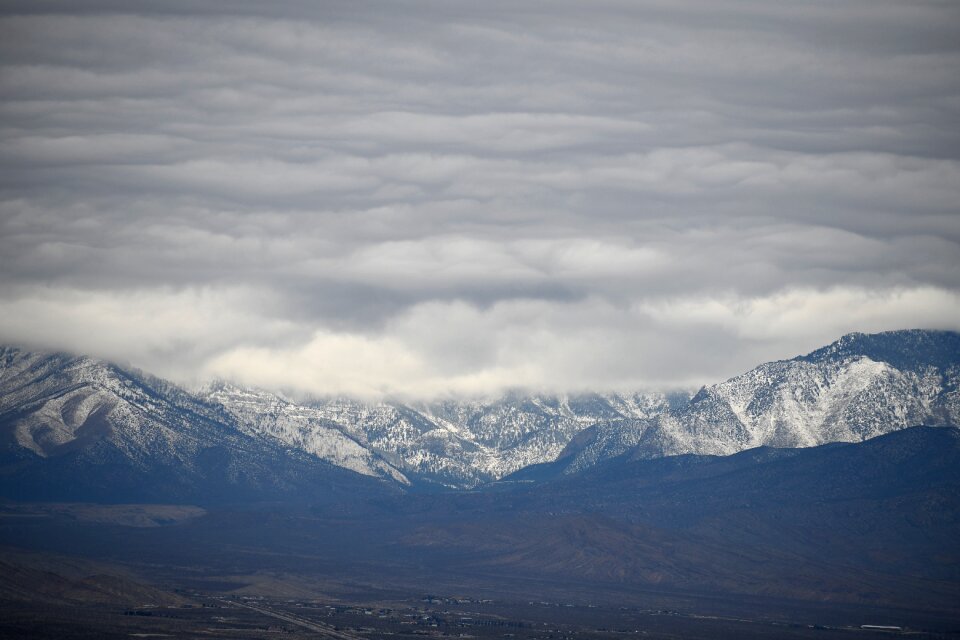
2;1;959;397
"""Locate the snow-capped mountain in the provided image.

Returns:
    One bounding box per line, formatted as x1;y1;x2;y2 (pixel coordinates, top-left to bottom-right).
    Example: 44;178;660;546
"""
542;329;960;475
0;347;231;466
198;387;684;488
0;347;401;503
202;381;410;485
2;329;956;499
347;391;682;485
0;344;682;493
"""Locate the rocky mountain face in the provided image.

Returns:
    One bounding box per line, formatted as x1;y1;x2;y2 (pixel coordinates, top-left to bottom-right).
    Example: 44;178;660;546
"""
201;385;683;488
0;329;956;499
0;345;683;494
531;329;960;477
0;348;401;503
200;382;410;485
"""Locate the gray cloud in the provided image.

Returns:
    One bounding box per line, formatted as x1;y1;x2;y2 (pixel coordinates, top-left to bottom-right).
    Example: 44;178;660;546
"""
1;1;959;397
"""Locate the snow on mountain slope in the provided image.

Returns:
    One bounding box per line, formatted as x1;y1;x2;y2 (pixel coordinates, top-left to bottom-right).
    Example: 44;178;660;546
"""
629;330;960;460
0;347;403;502
272;397;487;488
418;392;683;478
192;390;683;489
202;382;409;484
549;420;648;475
519;330;959;477
297;392;682;487
0;346;684;489
3;329;953;493
0;347;229;466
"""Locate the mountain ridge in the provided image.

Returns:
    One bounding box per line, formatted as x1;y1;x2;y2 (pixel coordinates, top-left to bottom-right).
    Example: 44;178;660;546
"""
1;328;957;499
535;328;959;476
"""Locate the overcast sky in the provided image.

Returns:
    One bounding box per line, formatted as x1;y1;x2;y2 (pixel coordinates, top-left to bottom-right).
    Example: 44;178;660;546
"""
1;0;959;398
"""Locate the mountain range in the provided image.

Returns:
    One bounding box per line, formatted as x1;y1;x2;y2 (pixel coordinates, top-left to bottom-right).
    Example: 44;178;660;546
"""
1;329;957;502
1;329;959;634
513;329;960;480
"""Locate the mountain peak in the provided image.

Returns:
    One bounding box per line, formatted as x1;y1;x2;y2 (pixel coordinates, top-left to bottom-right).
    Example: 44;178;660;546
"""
797;328;960;371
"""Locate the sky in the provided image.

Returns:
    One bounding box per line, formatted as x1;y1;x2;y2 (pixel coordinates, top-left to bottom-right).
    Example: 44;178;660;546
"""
1;0;959;399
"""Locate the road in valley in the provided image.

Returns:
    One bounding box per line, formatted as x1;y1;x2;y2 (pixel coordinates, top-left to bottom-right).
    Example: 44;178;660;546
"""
222;597;362;639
